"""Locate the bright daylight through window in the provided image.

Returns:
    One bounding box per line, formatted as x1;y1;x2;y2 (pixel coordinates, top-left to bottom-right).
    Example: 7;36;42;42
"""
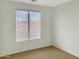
16;10;41;42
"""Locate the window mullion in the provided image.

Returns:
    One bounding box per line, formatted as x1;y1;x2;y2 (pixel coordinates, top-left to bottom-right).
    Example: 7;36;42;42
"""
28;11;30;40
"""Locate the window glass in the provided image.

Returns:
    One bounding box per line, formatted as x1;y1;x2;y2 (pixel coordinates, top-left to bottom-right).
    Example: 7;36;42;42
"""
16;10;28;42
29;12;41;40
16;10;41;42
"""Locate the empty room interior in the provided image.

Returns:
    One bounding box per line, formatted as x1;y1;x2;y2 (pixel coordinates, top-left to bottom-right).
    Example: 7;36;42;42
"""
0;0;79;59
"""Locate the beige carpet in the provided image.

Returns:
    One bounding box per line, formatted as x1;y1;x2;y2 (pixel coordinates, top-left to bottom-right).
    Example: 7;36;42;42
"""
1;46;79;59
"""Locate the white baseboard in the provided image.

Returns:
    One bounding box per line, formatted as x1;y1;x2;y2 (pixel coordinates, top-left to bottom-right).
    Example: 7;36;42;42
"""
0;44;52;57
52;44;79;58
1;44;79;58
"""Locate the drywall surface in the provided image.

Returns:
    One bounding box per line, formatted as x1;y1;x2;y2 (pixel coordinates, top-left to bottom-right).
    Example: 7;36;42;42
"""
0;0;53;56
52;0;79;57
0;0;5;56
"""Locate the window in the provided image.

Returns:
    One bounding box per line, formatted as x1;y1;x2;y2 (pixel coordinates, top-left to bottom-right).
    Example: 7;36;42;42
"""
16;10;41;42
29;11;41;40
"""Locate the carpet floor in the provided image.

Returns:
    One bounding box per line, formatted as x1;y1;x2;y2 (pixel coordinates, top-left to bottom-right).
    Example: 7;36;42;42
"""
1;46;79;59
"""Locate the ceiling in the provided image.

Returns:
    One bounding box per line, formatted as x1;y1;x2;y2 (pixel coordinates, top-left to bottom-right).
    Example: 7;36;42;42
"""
11;0;72;7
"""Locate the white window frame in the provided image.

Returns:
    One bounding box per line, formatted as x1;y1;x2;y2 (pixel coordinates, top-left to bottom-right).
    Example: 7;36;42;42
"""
16;9;41;42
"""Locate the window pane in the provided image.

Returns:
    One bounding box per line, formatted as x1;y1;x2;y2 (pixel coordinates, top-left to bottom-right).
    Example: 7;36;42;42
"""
16;10;28;42
29;12;41;40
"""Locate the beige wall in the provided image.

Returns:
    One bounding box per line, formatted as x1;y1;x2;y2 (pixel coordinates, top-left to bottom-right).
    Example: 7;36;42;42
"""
0;0;53;56
52;0;79;57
